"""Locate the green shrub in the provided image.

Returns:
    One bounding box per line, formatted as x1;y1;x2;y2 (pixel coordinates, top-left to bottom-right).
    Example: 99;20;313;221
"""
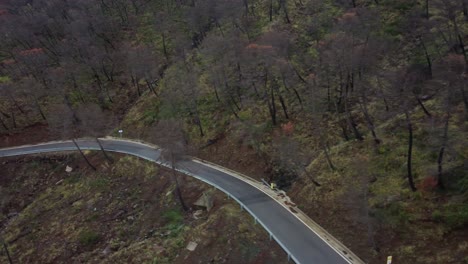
445;205;468;229
432;204;468;230
432;209;443;222
373;202;411;228
163;209;183;225
88;177;110;190
78;230;100;246
0;76;11;83
162;209;184;237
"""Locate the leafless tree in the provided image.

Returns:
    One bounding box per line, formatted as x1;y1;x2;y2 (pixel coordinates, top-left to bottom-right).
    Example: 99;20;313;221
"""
150;119;189;211
47;104;96;171
1;236;13;264
272;135;321;187
76;103;116;163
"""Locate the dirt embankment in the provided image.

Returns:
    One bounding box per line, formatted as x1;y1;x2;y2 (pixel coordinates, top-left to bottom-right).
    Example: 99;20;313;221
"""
0;152;287;263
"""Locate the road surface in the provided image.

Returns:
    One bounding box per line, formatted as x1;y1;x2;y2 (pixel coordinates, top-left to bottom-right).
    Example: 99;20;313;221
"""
0;138;361;264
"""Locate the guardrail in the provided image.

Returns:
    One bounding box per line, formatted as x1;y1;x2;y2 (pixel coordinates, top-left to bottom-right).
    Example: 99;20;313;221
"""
73;140;301;262
172;165;300;263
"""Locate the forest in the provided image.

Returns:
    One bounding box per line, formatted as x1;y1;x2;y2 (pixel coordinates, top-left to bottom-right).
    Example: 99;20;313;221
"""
0;0;467;263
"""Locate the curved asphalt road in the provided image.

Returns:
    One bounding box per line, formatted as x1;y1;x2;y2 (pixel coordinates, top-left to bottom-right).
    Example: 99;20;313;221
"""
0;138;356;264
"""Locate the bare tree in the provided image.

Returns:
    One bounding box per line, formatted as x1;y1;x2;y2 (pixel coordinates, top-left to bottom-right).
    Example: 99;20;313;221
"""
76;103;116;163
272;134;321;187
404;110;417;192
160;62;205;137
1;236;13;264
150;119;189;211
47;104;96;170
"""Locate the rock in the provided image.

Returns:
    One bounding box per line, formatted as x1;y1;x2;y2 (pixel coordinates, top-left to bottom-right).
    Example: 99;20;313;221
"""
65;165;73;173
186;241;198;251
193;210;203;220
194;191;214;212
102;245;111;255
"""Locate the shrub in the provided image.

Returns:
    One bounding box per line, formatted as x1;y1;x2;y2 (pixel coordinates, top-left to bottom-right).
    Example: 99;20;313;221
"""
373;202;411;228
78;230;100;246
163;209;183;225
432;204;468;230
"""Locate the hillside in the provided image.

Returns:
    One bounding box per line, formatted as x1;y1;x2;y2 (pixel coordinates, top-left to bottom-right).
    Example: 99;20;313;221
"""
0;0;467;263
1;153;287;263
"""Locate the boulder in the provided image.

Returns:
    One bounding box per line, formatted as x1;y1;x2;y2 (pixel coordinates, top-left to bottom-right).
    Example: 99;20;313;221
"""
194;191;214;211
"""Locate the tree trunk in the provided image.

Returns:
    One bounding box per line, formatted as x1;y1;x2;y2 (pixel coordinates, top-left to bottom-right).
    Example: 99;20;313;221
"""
302;168;321;186
277;91;289;119
162;33;169;61
340;121;350;141
132;74;141;96
425;0;430;19
453;18;468;72
228;102;240;119
93;69;113;103
96;138;113;163
416;96;432;117
35;98;47;121
359;97;380;146
323;143;336;171
269;0;273;21
72;139;97;171
281;73;302;106
265;70;277;126
460;84;468;120
268;86;277;126
420;39;433;78
9;95;24;115
212;82;221;102
0;116;8;130
11;111;16;129
405;111;417;192
64;95;79;123
345;98;363;141
243;0;249;15
193;109;205;137
463;0;468;21
377;77;390;112
171;153;188;211
230;95;241;111
280;0;291;23
3;242;13;264
145;79;158;96
437;111;450;190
